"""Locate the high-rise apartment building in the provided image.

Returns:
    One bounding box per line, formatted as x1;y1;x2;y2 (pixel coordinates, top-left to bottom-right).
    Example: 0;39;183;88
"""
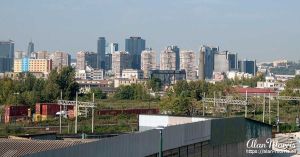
97;37;106;69
167;45;180;70
27;41;34;57
112;51;130;78
0;40;14;72
110;43;119;54
125;37;146;69
141;49;156;78
160;48;176;70
49;51;71;70
239;59;257;76
180;50;196;80
36;51;49;59
76;51;97;70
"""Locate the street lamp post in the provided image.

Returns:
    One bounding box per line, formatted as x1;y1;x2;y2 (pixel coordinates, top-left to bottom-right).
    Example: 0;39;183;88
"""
159;129;163;157
156;127;164;157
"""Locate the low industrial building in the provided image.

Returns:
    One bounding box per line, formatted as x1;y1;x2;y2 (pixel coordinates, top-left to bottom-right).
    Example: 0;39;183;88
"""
121;69;144;79
114;77;147;88
149;70;186;86
76;79;110;93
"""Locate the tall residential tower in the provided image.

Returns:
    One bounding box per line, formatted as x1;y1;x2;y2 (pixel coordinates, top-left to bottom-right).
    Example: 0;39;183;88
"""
160;47;176;70
141;49;156;78
112;51;130;78
49;51;71;71
76;51;97;70
167;45;180;70
180;50;196;80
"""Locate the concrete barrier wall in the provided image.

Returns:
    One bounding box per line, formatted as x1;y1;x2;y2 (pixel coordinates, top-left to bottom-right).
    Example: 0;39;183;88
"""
27;120;211;157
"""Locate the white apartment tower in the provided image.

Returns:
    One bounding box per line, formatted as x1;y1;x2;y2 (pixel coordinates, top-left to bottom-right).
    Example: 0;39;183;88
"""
180;50;196;80
160;48;176;70
141;49;156;78
112;51;130;78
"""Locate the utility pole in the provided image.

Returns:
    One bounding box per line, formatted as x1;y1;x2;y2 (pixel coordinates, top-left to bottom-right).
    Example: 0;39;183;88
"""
75;92;78;134
158;129;163;157
245;91;248;118
92;93;95;133
297;101;300;131
277;99;280;132
269;93;271;125
60;90;62;134
213;92;216;116
254;93;257;117
202;93;205;116
263;94;265;123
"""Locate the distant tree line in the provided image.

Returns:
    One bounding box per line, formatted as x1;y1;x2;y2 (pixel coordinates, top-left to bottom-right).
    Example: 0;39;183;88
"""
114;84;150;100
159;80;233;116
0;67;79;108
159;75;265;116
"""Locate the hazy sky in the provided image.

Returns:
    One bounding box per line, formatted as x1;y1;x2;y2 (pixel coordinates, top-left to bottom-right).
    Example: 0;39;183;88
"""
0;0;299;61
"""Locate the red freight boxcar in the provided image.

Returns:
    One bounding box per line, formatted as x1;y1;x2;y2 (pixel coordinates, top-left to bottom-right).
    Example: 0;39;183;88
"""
36;103;60;116
4;105;30;123
35;103;74;116
98;109;159;116
42;103;60;116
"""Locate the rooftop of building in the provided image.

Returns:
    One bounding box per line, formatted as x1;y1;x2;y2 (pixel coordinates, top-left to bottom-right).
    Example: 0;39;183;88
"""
149;69;186;73
122;69;143;72
0;138;93;157
234;87;277;94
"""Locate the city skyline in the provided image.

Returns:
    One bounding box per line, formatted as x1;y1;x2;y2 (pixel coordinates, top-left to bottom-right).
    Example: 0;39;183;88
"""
0;0;300;62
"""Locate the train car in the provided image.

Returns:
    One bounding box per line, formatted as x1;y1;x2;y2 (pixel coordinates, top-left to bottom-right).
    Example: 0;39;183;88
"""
97;108;159;116
4;105;30;123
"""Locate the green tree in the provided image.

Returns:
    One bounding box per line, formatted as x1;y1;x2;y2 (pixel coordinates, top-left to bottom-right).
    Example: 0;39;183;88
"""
114;84;149;100
160;93;195;116
56;67;79;100
173;80;190;97
147;77;162;92
80;88;107;101
92;88;107;99
0;67;79;107
114;85;135;100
